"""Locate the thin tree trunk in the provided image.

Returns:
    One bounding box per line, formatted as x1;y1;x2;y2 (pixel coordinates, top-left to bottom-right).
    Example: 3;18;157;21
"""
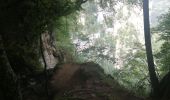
143;0;159;97
40;33;49;99
0;35;22;100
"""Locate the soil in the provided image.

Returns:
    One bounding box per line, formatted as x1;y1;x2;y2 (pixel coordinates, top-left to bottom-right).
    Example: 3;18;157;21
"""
22;62;146;100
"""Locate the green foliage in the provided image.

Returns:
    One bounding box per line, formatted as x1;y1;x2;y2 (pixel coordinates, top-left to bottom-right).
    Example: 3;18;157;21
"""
0;0;86;75
70;0;148;94
54;14;82;62
155;9;170;76
117;50;150;96
0;0;85;35
156;42;170;74
126;0;143;6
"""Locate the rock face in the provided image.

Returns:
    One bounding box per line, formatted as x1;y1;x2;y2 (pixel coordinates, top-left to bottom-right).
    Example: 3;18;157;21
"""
2;32;43;74
2;30;65;75
50;62;145;100
42;32;64;69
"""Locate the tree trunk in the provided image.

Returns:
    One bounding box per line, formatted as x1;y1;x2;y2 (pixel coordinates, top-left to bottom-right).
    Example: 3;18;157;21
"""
143;0;159;98
0;35;22;100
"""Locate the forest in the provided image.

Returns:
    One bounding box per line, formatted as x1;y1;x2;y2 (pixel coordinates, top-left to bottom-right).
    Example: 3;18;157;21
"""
0;0;170;100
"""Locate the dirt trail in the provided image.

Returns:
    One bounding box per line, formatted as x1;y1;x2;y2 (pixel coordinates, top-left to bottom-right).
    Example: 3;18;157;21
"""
49;62;145;100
